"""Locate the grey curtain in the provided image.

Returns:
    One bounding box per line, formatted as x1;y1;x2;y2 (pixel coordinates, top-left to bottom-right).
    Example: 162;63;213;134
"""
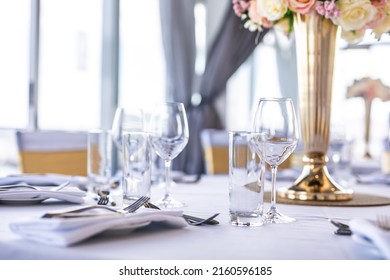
159;2;268;174
184;7;269;174
159;0;196;170
159;0;196;104
275;33;299;112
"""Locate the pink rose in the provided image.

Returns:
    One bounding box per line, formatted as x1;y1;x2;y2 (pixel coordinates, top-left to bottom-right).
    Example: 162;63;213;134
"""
248;0;263;23
366;7;386;28
232;0;251;17
288;0;316;14
371;0;387;8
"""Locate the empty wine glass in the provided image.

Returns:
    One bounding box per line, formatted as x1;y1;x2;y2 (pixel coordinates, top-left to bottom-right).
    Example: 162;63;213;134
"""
111;107;144;151
149;102;189;208
252;97;299;223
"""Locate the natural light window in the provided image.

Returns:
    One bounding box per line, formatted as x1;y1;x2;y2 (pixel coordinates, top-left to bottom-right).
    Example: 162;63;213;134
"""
38;0;103;130
0;0;30;129
118;0;165;115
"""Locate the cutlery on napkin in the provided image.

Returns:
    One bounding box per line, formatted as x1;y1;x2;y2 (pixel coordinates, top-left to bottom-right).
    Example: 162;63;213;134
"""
0;173;88;188
10;209;187;247
0;184;86;204
349;218;390;259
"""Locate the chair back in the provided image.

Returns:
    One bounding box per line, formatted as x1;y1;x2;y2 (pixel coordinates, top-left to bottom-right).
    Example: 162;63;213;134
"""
16;130;88;176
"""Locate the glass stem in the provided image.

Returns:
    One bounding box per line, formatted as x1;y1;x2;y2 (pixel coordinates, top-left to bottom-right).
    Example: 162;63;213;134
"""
270;165;278;211
164;159;171;199
258;158;265;194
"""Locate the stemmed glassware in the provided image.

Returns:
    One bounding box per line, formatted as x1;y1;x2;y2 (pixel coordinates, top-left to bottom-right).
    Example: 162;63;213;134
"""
252;97;299;223
111;107;144;151
149;102;189;208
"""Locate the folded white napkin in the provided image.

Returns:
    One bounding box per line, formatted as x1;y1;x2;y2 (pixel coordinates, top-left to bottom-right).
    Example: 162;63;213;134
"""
349;218;390;259
0;174;88;188
355;172;390;185
0;186;86;204
351;161;381;175
10;209;187;247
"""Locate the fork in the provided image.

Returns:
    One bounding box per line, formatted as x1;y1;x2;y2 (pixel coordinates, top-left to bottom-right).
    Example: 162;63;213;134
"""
330;219;352;235
332;215;390;236
122;196;150;213
185;213;220;226
97;190;109;205
42;196;150;218
376;214;390;231
143;201;219;226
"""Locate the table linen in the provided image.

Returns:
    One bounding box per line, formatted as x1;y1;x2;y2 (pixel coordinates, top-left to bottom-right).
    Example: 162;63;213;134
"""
10;209;187;247
0;175;390;260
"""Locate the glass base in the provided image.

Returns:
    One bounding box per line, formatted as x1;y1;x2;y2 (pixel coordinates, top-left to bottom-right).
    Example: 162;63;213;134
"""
263;208;296;224
153;195;186;209
230;215;263;227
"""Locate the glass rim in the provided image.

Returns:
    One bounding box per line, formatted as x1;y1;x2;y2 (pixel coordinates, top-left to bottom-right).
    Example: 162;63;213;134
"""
257;97;292;102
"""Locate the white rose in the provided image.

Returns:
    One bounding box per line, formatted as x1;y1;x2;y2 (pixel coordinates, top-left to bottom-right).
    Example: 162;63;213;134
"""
336;0;377;31
257;0;288;21
274;17;291;35
341;29;366;44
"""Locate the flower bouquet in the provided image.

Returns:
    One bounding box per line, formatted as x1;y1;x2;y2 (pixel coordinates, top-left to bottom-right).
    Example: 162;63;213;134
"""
233;0;390;43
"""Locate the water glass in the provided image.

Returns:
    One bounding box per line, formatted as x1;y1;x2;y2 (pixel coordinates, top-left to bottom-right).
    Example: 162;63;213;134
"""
229;131;264;227
87;130;113;194
122;131;152;205
382;137;390;174
328;124;354;187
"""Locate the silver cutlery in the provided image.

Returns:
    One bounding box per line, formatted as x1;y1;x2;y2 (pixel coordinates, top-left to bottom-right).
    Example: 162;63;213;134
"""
0;181;70;192
143;201;219;226
122;196;150;213
330;219;352;235
331;215;390;236
376;214;390;231
42;196;149;218
185;213;220;226
42;205;120;218
97;190;109;205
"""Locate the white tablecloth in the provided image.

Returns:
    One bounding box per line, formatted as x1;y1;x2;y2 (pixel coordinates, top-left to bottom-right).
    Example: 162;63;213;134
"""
1;175;389;260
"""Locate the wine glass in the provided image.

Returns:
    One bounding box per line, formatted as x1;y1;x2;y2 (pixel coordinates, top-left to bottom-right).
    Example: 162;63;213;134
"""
252;97;299;223
149;102;189;208
111;107;144;151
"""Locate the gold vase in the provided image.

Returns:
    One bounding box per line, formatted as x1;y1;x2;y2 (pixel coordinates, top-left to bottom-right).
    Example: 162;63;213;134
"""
277;13;353;201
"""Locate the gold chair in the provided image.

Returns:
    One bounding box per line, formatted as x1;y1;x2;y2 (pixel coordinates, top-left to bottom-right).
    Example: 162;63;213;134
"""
200;129;229;174
16;130;88;176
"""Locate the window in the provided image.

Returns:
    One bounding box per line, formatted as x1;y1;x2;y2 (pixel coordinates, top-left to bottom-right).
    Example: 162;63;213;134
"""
335;33;390;158
38;0;103;130
118;0;165;116
0;0;30;129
